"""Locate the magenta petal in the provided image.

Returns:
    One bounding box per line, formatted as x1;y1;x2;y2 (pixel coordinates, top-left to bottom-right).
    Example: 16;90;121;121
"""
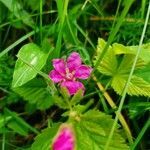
67;52;82;72
49;70;64;83
61;81;85;95
74;65;93;79
52;59;66;75
52;125;75;150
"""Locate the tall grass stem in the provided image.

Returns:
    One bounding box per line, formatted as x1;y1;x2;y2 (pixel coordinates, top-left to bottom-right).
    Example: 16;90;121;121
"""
104;1;150;149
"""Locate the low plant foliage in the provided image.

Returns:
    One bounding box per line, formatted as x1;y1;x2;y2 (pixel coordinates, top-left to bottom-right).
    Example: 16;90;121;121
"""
0;0;150;149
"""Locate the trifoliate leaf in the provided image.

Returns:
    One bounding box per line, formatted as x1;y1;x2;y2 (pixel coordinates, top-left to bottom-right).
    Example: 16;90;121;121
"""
94;38;150;97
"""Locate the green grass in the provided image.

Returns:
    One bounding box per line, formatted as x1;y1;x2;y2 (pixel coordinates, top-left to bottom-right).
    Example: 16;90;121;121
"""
0;0;150;149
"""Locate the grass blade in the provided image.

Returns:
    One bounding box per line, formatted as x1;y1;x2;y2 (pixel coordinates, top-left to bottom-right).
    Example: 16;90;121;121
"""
104;1;150;149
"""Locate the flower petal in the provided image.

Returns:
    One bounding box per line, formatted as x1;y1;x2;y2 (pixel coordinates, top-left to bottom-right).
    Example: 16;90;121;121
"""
74;65;93;79
52;124;75;150
61;81;85;95
52;59;66;75
67;52;82;72
49;70;64;83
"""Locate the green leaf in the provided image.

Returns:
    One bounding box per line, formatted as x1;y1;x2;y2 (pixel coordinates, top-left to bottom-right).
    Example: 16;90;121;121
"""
70;89;83;106
0;114;12;128
73;110;129;150
31;110;129;149
113;43;150;64
4;108;39;134
14;78;54;110
135;63;150;83
12;43;49;87
94;38;118;76
53;95;70;109
111;75;150;97
116;54;145;75
94;38;150;97
60;86;70;100
128;98;150;119
31;124;60;150
7;120;28;136
0;108;38;136
0;0;13;10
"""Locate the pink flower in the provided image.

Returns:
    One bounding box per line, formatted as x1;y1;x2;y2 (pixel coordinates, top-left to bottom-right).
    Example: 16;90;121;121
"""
52;124;75;150
49;52;92;95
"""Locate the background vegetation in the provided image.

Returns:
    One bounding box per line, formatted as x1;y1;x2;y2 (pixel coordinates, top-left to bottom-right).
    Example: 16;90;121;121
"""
0;0;150;149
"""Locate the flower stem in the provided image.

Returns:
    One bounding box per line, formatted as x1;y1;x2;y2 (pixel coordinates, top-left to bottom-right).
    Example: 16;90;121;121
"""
93;75;133;145
40;0;43;43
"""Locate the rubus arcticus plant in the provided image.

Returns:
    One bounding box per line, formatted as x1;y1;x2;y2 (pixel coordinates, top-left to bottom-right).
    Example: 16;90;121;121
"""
49;52;93;95
1;0;150;149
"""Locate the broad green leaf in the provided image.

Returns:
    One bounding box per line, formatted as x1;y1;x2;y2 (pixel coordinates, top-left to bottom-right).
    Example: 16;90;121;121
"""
117;55;145;75
94;38;118;76
94;38;150;97
73;110;129;150
135;63;150;83
31;124;60;150
14;78;54;110
113;43;150;63
31;110;129;150
94;38;145;76
112;75;150;97
12;43;49;87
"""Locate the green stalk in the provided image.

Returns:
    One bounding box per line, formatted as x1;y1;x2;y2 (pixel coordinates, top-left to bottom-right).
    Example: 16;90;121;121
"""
66;16;79;45
40;0;43;43
0;30;37;58
0;10;56;29
74;22;96;50
55;0;69;57
104;2;150;149
131;118;150;150
141;0;147;19
2;129;5;150
111;0;122;29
